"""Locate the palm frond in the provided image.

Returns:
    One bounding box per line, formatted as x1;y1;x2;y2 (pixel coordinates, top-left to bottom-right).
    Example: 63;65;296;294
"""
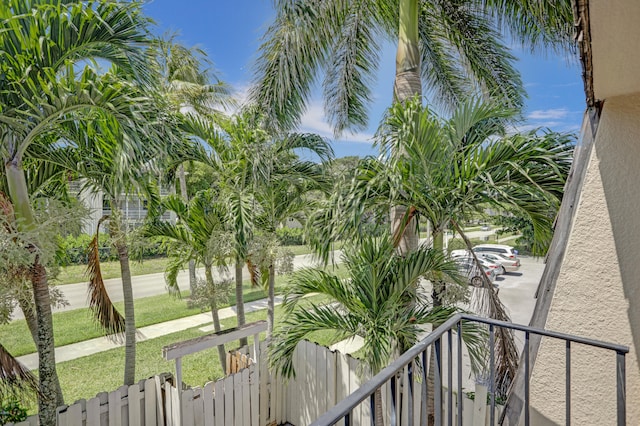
0;342;39;403
86;217;125;342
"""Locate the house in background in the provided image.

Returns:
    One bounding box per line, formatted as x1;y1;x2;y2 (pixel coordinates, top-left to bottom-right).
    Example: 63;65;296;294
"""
504;0;640;424
69;180;176;235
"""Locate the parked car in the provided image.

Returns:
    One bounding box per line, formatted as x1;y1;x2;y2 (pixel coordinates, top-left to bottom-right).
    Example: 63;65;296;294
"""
472;244;519;260
454;257;497;287
454;254;505;275
477;252;521;273
480;225;490;231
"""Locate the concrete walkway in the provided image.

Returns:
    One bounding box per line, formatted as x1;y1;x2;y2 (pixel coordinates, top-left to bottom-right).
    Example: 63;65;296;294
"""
17;296;284;370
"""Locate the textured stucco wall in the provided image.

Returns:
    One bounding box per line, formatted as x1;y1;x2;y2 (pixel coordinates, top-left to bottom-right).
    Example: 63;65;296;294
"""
529;94;640;425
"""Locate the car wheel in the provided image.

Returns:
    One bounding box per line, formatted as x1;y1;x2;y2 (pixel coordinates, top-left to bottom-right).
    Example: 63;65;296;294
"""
470;276;482;287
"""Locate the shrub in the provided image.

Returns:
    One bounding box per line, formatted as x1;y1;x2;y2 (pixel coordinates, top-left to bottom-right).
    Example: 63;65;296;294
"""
276;227;304;246
0;400;28;424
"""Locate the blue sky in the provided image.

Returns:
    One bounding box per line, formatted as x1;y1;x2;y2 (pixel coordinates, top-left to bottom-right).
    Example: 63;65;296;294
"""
143;1;585;158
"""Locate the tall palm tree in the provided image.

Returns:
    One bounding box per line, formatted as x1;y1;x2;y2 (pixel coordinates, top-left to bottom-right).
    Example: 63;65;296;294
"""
0;1;158;422
349;97;573;397
44;111;171;386
155;36;233;295
144;192;232;372
250;130;334;337
252;0;574;251
271;235;484;426
175;111;334;338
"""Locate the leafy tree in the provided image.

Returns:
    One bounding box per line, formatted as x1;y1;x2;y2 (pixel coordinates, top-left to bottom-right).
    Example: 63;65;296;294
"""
144;192;233;371
271;235;484;426
155;36;233;295
252;0;574;252
352;97;573;397
0;1;161;420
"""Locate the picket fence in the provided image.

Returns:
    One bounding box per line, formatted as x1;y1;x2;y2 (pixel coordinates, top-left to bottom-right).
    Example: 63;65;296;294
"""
11;340;499;426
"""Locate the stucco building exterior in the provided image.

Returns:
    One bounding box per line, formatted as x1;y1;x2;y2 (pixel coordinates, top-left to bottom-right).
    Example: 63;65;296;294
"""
505;1;640;424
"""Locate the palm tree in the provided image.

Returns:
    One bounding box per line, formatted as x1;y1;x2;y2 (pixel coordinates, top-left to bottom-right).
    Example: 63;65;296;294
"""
252;0;574;252
250;130;334;337
0;1;159;422
176;111;334;338
144;192;233;372
46;111;171;386
350;97;573;397
271;235;484;426
155;36;233;295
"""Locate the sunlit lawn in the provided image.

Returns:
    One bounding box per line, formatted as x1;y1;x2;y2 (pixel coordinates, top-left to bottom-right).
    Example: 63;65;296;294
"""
23;295;338;414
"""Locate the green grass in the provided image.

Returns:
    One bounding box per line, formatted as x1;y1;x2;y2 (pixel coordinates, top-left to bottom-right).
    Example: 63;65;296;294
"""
21;294;340;413
2;280;269;357
3;264;346;357
54;257;175;285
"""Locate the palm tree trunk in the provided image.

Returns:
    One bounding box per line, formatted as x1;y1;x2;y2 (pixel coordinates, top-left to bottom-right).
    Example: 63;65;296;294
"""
374;387;385;426
392;0;422;255
6;161;63;426
109;210;136;385
235;261;248;347
427;228;445;426
178;164;197;295
17;294;38;347
266;264;276;338
205;266;226;372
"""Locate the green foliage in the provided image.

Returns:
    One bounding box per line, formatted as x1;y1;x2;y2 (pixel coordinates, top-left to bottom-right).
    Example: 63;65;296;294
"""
275;227;304;246
0;399;28;424
56;233;168;265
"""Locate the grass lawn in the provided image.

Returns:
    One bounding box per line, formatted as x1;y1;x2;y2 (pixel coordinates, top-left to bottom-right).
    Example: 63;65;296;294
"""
22;295;339;413
54;257;174;285
2;281;268;357
3;263;346;357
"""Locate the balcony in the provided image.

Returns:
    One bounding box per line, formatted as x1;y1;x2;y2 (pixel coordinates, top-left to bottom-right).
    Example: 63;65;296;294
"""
311;314;628;426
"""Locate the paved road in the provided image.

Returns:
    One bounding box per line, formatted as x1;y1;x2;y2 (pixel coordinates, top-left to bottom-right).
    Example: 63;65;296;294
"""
11;229;500;320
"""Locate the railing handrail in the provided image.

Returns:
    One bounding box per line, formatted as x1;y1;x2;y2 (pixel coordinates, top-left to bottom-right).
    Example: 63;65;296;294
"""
310;313;629;426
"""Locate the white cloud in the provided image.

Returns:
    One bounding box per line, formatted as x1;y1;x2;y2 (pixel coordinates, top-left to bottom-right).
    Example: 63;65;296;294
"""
299;102;374;144
527;108;570;120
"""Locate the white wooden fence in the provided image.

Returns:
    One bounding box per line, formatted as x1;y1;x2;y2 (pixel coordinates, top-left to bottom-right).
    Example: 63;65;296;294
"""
274;340;502;426
11;340;500;426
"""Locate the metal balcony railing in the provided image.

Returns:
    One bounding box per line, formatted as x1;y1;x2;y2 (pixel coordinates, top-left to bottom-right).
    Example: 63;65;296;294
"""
310;313;629;426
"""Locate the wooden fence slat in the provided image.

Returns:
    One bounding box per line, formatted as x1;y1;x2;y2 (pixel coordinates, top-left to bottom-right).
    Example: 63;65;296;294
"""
241;368;251;426
223;374;234;426
181;388;194;426
335;351;349;426
154;375;165;426
249;364;259;426
316;343;327;419
259;341;269;425
193;388;204;426
234;371;243;426
144;378;157;426
203;382;214;424
473;384;488;426
171;384;180;426
412;360;421;426
326;348;337;416
401;365;409;425
86;396;101;425
214;379;225;426
128;384;141;426
108;389;122;426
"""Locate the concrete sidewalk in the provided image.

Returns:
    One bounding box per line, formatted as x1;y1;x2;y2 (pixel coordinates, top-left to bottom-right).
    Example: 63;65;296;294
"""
17;296;284;370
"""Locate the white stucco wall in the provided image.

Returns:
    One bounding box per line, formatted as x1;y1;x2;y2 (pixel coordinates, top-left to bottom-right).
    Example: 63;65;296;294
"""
529;94;640;425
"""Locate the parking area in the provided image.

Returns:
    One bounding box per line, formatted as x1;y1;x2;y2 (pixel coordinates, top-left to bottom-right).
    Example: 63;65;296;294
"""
493;256;545;326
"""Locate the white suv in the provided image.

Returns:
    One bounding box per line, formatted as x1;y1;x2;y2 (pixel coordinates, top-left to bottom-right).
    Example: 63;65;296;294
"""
472;244;519;260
